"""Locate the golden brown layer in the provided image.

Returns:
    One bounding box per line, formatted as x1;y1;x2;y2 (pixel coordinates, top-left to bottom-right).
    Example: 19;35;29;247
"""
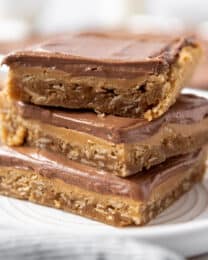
0;149;205;226
5;45;201;120
1;99;208;176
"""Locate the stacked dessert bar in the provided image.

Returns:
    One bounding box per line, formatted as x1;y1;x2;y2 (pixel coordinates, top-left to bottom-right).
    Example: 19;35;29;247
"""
0;32;208;226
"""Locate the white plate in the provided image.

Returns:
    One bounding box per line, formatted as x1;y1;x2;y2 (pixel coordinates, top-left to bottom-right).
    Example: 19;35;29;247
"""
0;88;207;258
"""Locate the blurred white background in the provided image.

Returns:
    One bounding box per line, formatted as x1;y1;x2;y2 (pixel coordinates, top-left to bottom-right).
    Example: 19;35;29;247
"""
0;0;208;41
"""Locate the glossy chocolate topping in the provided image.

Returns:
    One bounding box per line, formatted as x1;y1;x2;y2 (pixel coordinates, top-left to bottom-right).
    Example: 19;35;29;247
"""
16;94;208;143
2;32;198;78
0;145;203;201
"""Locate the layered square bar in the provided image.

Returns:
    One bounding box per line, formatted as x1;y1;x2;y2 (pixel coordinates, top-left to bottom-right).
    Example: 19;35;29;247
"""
0;144;206;226
1;93;208;177
2;32;201;120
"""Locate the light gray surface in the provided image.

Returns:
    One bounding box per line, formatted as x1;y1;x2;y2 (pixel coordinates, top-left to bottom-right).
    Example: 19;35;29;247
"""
0;230;184;260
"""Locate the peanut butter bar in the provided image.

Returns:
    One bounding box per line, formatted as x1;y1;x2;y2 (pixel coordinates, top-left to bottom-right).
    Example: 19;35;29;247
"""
2;32;201;120
1;94;208;177
0;145;206;226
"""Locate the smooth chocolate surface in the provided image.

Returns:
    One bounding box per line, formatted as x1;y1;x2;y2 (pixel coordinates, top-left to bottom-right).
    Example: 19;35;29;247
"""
0;145;203;201
16;94;208;143
2;32;198;78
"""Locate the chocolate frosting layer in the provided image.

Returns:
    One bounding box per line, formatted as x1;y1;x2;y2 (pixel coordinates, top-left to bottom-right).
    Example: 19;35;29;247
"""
2;32;198;78
0;145;203;201
16;94;208;143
